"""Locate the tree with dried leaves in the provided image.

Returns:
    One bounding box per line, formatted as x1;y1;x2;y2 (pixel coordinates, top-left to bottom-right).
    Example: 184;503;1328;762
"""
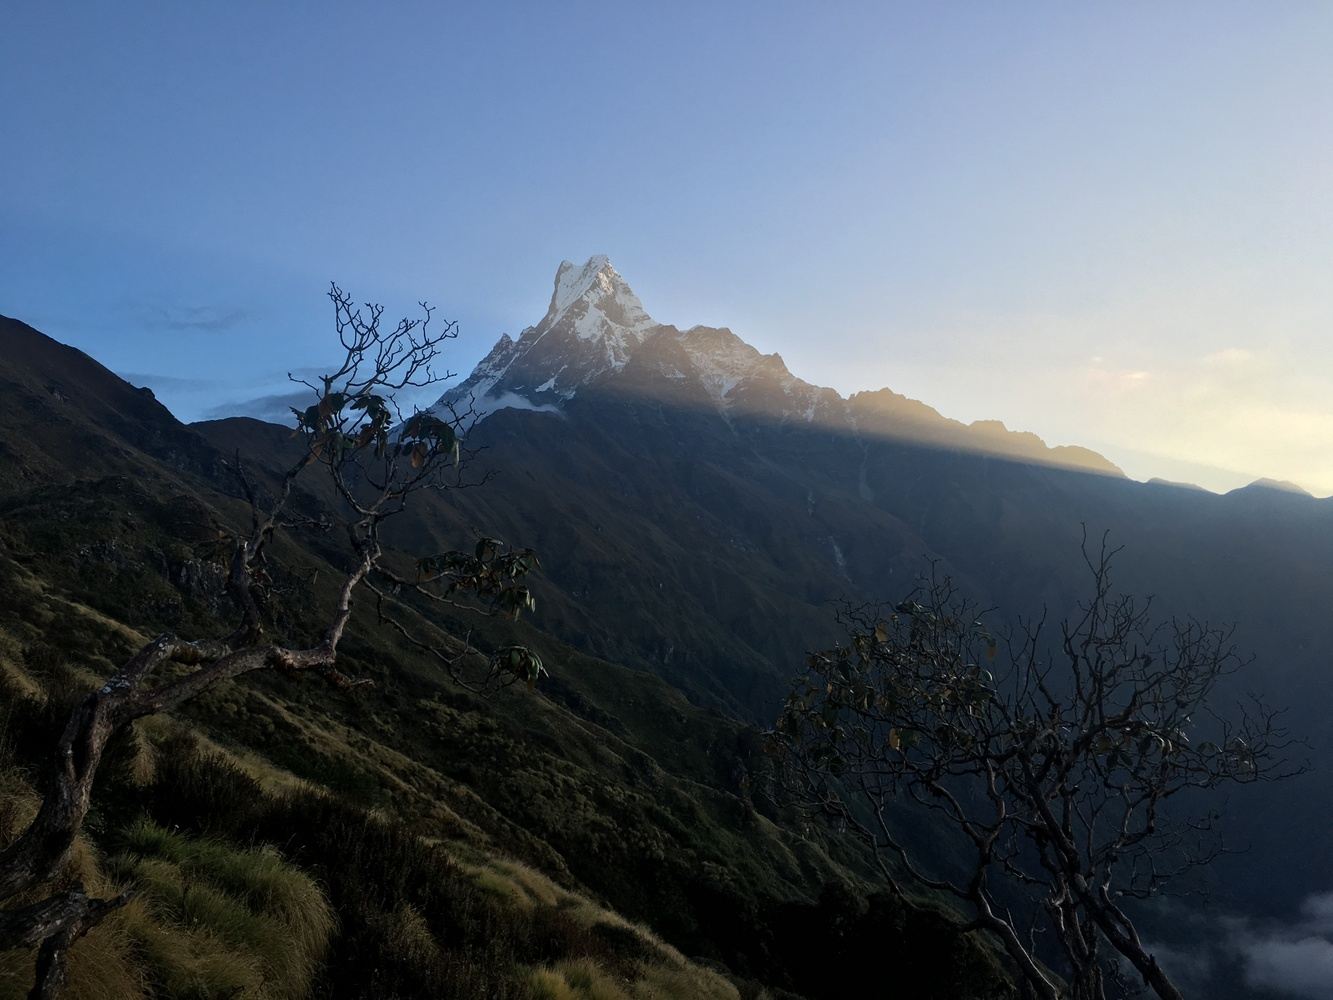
0;284;545;998
771;536;1307;1000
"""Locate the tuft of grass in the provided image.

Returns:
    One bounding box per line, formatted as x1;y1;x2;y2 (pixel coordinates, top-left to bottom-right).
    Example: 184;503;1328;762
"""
141;736;268;839
526;959;633;1000
559;957;631;1000
0;655;42;702
631;960;740;1000
129;917;263;999
122;726;158;788
528;967;581;1000
0;771;39;851
525;955;740;1000
109;818;334;999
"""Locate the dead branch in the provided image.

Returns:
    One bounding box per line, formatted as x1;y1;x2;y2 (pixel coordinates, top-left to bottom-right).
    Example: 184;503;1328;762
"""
771;533;1308;1000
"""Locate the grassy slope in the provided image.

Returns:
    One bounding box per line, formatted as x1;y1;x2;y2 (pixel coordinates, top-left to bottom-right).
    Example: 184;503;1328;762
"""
0;316;1012;998
0;550;750;1000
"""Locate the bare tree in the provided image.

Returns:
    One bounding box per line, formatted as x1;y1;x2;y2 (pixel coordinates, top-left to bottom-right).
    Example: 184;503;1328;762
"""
771;534;1307;1000
0;284;544;998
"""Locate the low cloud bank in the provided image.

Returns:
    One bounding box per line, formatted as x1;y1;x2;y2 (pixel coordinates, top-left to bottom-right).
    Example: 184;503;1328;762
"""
1235;892;1333;999
1132;892;1333;999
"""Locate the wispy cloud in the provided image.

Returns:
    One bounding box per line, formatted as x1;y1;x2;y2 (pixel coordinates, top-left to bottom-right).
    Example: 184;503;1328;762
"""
1235;892;1333;999
1203;347;1256;366
203;389;315;424
1138;891;1333;999
1026;341;1332;495
118;371;218;391
1084;364;1153;394
127;302;252;333
1244;938;1333;998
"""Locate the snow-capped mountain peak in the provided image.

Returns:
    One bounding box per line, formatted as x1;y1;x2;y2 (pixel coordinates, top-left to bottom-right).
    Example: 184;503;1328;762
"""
539;255;655;345
428;256;660;422
426;254;847;426
427;256;842;428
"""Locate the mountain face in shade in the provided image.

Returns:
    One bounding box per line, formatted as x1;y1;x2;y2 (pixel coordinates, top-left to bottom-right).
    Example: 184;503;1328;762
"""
0;314;223;493
1236;477;1313;496
400;261;1331;952
429;257;1125;477
415;260;1331;727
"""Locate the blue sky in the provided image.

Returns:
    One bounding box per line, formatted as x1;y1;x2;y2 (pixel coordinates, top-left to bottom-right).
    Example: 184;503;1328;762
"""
3;2;1331;493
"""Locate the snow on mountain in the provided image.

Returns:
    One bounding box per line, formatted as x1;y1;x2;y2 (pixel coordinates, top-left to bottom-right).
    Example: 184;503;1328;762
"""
672;325;841;423
545;255;655;345
430;256;663;422
677;326;768;403
429;255;839;428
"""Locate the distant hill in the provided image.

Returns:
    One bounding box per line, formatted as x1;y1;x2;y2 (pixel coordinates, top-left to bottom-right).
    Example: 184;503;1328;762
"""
1233;477;1314;497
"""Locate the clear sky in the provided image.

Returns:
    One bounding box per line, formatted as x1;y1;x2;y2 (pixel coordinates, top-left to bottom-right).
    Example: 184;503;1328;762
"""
2;2;1331;495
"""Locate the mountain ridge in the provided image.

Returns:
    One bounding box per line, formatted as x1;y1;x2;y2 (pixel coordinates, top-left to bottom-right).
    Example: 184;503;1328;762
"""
429;257;1126;479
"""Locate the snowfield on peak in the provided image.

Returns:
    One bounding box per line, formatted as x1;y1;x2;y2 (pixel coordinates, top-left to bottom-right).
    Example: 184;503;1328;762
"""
542;256;656;345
